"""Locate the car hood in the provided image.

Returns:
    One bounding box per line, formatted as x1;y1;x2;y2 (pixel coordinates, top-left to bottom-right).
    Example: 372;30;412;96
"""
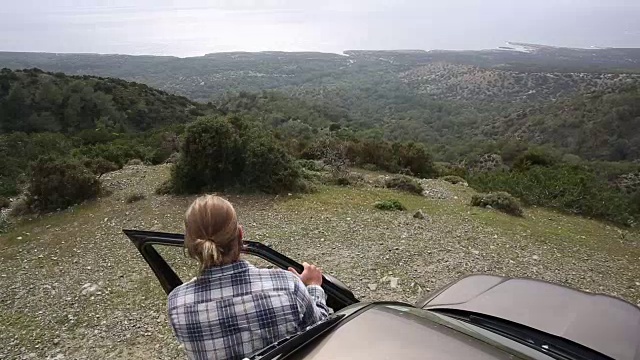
418;275;640;360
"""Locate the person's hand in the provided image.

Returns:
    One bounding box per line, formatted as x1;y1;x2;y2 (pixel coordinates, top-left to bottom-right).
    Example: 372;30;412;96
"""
288;262;323;287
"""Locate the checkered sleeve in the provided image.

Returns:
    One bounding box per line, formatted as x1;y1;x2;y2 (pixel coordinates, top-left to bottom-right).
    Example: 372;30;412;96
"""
293;278;331;329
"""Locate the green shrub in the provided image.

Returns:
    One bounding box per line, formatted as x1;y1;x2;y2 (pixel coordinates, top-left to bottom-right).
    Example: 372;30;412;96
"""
1;132;73;197
0;212;10;233
127;159;144;166
393;142;438;178
435;162;467;178
360;163;379;172
75;142;153;167
125;192;146;203
155;179;174;195
297;159;323;172
348;139;397;172
9;198;29;216
513;149;558;170
471;192;524;217
240;133;304;193
83;157;120;177
0;196;10;209
171;116;302;194
469;164;637;225
26;156;101;213
335;176;351;186
328;172;363;187
374;199;406;211
441;175;467;185
0;177;19;197
385;175;424;195
165;152;180;164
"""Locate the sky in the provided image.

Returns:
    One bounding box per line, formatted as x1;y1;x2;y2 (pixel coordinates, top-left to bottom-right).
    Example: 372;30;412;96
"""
1;0;639;57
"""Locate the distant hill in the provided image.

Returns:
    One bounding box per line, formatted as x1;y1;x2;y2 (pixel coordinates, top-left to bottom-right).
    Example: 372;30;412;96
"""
400;63;640;102
1;45;639;102
488;85;640;161
1;45;640;161
0;68;212;134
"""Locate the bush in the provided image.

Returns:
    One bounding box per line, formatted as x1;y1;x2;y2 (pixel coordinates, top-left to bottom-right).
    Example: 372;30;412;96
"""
0;177;19;197
471;192;524;217
469;164;637;225
125;192;146;203
385;175;424;195
297;159;323;172
75;142;153;167
165;152;180;164
127;158;144;166
83;157;120;177
240;133;304;193
441;175;467;185
360;163;379;172
0;212;10;233
374;199;406;211
171;116;302;194
0;196;10;209
9;198;29;216
393;142;438;178
26;156;101;213
435;162;467;178
513;149;558;170
155;180;174;195
335;176;351;186
348;139;397;172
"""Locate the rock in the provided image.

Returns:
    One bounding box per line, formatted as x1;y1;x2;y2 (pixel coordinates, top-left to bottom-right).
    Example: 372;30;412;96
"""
368;283;378;291
471;250;480;255
81;283;100;296
413;210;425;219
389;277;399;288
532;255;540;260
17;236;22;240
485;205;493;209
635;282;640;286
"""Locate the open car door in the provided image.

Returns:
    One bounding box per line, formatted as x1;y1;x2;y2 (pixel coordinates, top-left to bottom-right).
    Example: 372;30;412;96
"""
123;229;359;311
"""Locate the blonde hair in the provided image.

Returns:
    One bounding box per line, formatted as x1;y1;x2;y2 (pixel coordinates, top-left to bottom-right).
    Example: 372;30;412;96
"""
184;195;241;270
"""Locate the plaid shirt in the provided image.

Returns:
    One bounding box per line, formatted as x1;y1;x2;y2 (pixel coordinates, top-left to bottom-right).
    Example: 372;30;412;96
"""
167;260;331;360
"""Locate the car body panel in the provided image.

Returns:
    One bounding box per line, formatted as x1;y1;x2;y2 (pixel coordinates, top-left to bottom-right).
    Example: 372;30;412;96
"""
419;274;640;360
290;303;553;360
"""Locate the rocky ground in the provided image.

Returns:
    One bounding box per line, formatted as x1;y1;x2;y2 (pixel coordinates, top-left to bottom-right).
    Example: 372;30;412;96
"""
1;164;639;360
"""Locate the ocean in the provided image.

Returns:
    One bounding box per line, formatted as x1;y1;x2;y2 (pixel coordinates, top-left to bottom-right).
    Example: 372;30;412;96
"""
1;1;639;57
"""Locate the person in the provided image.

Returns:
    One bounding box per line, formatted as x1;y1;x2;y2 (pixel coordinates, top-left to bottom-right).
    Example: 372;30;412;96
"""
168;195;331;360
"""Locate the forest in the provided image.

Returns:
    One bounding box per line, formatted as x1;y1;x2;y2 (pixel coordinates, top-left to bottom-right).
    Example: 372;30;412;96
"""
1;57;639;226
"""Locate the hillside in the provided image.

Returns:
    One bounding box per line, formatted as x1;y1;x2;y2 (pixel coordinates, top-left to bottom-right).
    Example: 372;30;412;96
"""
0;68;211;134
489;85;640;161
400;63;640;102
2;47;640;162
1;164;638;359
2;46;640;102
0;68;221;197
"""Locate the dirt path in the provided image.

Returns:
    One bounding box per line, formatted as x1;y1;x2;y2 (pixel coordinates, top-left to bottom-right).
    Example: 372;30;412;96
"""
1;165;639;359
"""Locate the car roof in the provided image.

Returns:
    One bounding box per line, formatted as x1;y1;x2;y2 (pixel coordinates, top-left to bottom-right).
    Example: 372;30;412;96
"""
286;303;553;360
421;274;640;360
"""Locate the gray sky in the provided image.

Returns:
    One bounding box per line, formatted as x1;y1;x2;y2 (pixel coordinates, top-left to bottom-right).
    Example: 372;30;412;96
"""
1;0;639;56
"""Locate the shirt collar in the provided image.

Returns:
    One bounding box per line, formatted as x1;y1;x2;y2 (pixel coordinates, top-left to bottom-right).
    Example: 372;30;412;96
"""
200;260;253;278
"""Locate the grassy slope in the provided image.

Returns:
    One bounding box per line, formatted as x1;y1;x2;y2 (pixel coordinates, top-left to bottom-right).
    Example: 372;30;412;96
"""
0;165;639;359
